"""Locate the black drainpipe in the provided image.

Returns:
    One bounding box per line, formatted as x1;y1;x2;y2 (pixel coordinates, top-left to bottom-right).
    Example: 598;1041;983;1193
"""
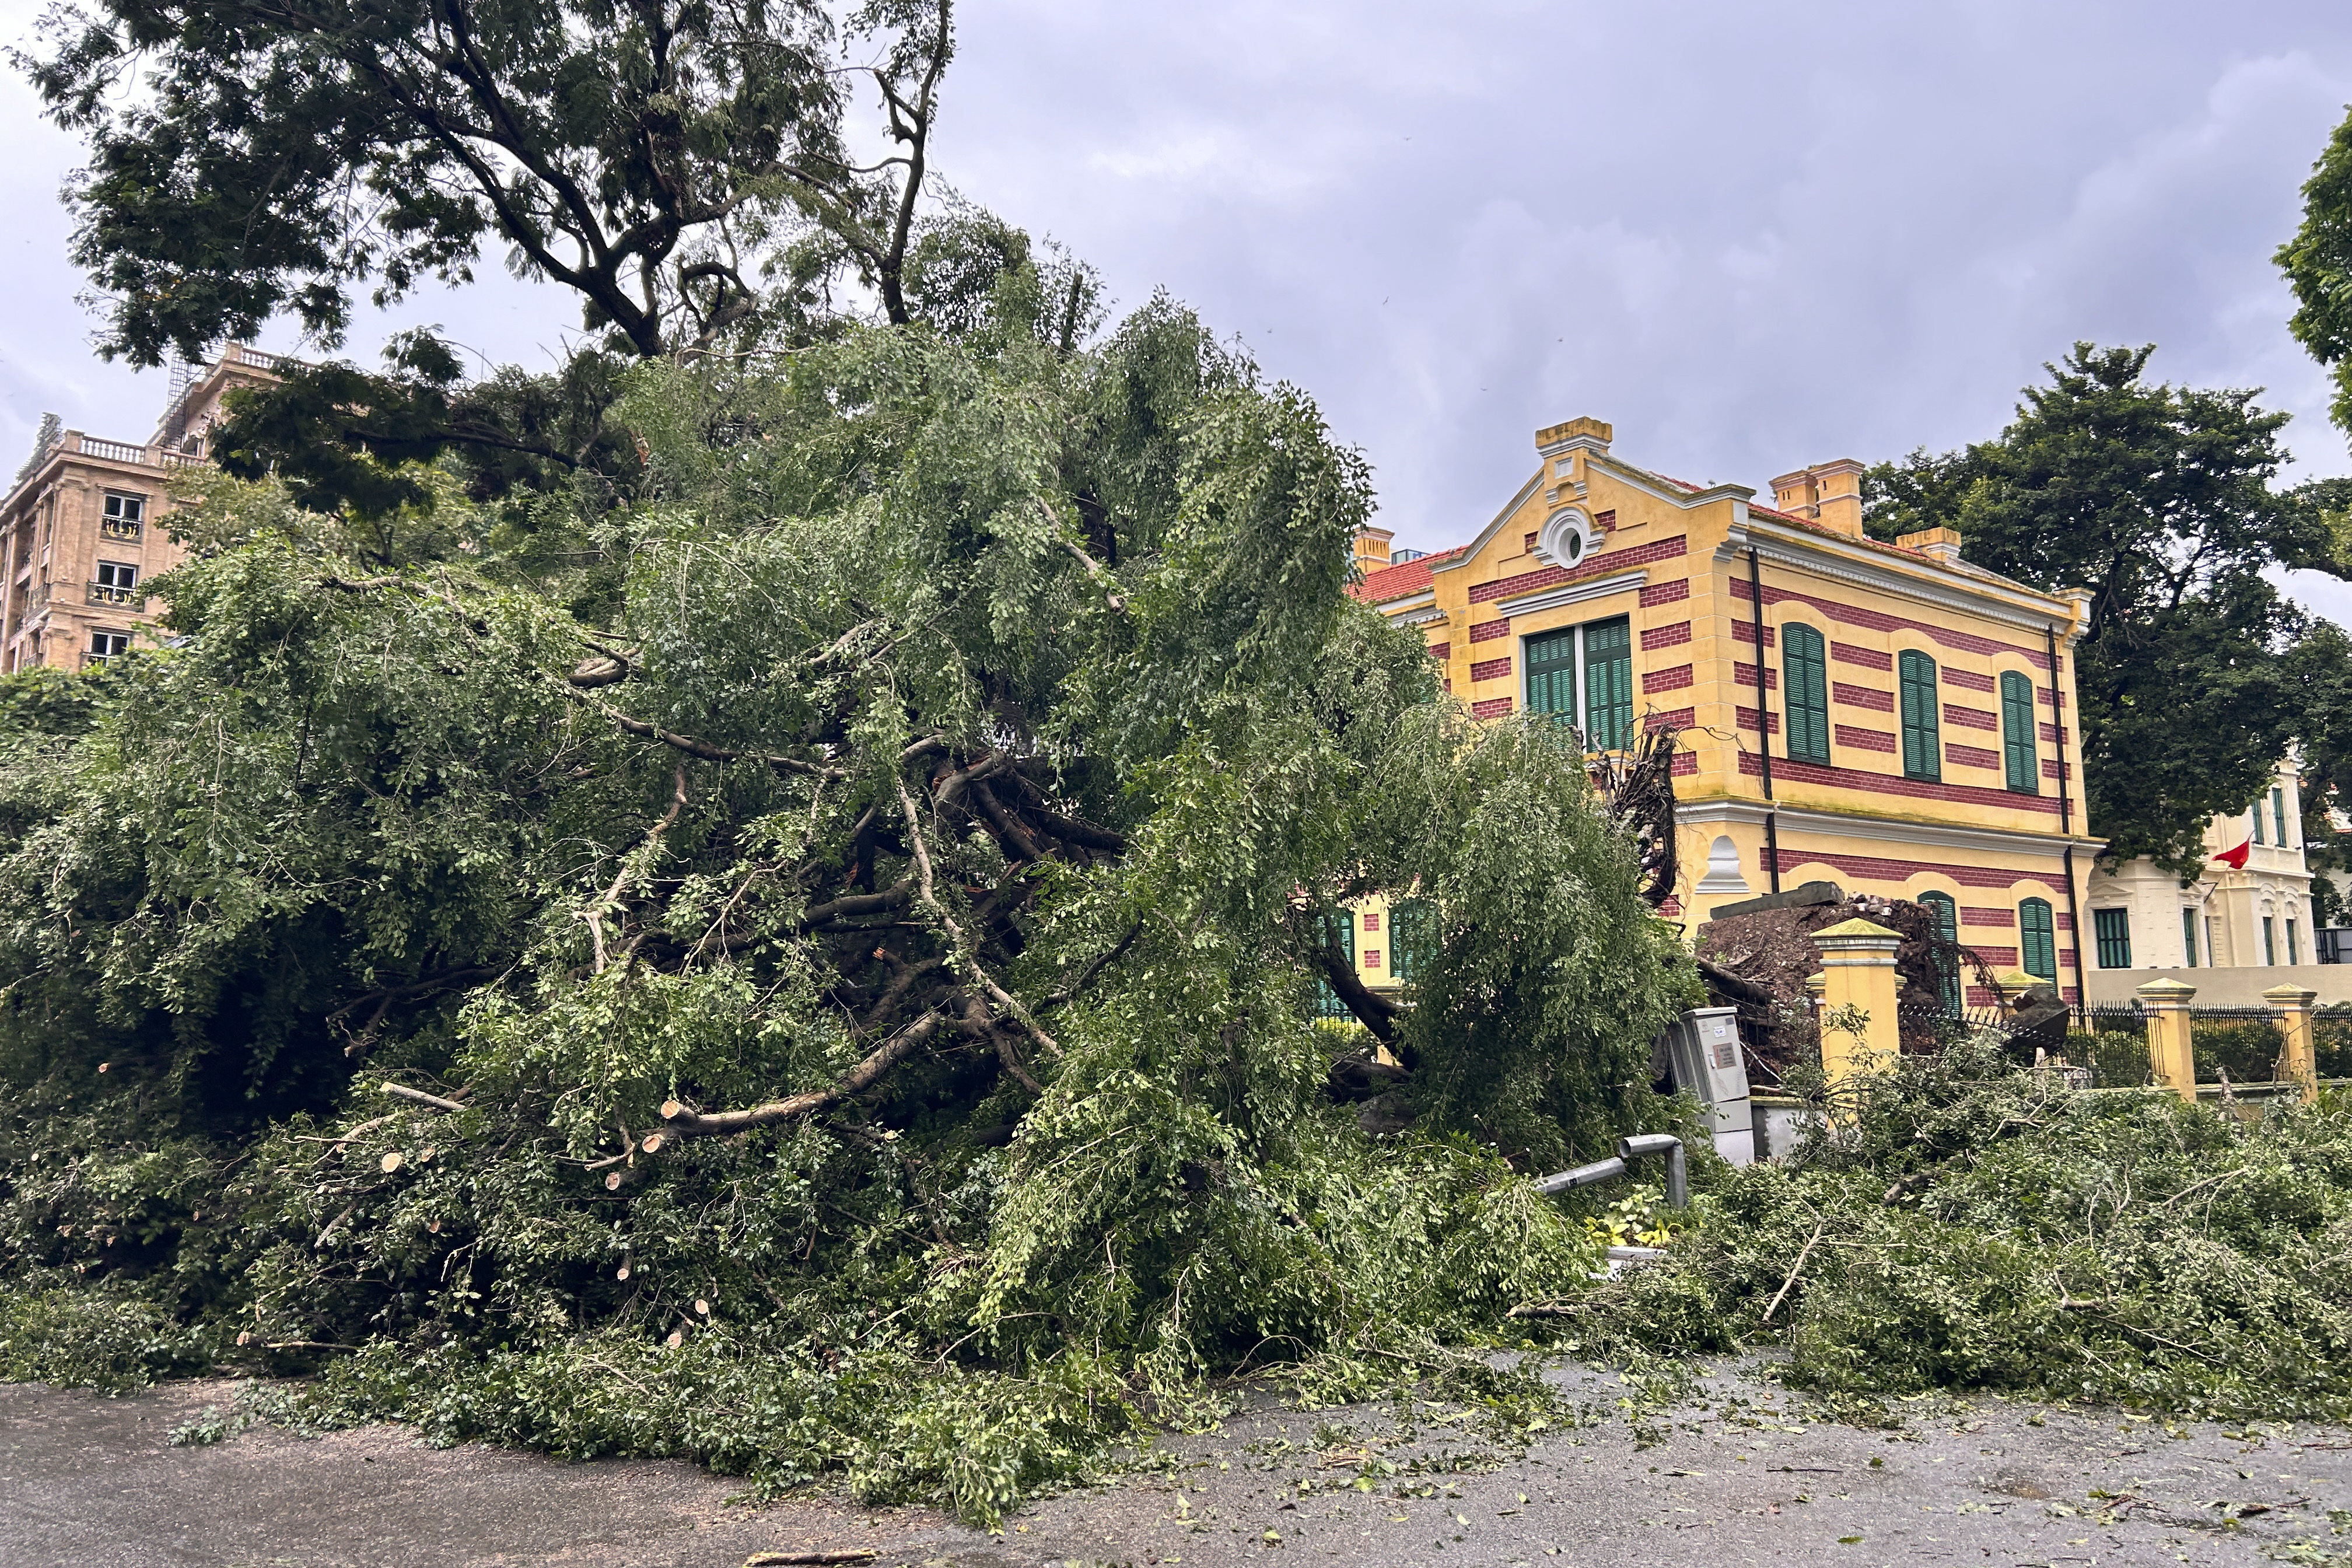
1749;545;1780;892
2049;622;2088;1016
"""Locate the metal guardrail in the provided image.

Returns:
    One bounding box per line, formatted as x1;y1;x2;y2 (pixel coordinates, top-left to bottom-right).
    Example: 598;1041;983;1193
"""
85;582;143;608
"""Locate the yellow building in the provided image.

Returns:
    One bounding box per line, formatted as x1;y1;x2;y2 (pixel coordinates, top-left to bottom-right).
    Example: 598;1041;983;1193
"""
1348;416;2099;1007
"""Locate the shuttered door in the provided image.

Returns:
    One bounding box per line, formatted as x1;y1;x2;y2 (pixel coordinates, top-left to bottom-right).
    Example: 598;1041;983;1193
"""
1525;628;1577;720
1899;650;1941;781
1583;617;1632;750
1313;911;1356;1017
2019;898;2056;981
1783;623;1829;764
2000;670;2037;794
1920;890;1962;1012
1390;898;1433;984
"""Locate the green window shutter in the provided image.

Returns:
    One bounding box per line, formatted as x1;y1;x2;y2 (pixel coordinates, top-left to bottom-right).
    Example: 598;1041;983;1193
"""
1390;898;1434;985
1583;617;1633;750
2000;670;2037;794
1524;628;1577;719
2251;805;2264;846
1899;650;1941;781
2019;898;2056;981
2274;787;2288;846
1919;890;1961;1011
2263;916;2277;965
1782;623;1829;764
1312;909;1356;1017
2181;907;2198;967
2092;908;2132;969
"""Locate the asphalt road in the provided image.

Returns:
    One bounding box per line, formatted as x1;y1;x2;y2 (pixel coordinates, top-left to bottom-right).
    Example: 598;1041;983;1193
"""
4;1362;2348;1567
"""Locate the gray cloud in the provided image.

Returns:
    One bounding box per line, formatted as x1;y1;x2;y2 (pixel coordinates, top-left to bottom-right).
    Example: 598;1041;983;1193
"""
4;0;2350;611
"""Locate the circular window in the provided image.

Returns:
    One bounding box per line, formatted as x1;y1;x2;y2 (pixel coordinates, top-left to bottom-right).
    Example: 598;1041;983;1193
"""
1536;508;1598;567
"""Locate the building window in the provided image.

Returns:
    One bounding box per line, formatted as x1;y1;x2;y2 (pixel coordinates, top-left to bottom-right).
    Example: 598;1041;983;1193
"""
2019;897;2056;981
1583;616;1633;750
94;561;139;590
2263;916;2277;966
1919;890;1961;1011
1899;649;1941;782
2252;803;2265;845
102;493;145;524
1312;910;1356;1017
2182;907;2198;967
2287;919;2301;966
1999;670;2037;794
88;630;131;660
1389;898;1435;985
1782;622;1829;764
2274;786;2290;848
1522;614;1632;750
2092;908;2132;969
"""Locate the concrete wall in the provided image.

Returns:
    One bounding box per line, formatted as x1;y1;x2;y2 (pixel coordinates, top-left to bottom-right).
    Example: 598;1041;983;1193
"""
2080;963;2352;1009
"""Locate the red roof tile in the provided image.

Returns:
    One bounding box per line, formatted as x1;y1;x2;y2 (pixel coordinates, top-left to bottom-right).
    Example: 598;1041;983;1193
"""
1350;545;1468;603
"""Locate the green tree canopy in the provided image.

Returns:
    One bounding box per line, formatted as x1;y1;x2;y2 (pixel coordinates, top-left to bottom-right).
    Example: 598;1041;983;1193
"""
2280;103;2352;448
20;0;956;366
1866;344;2333;874
0;286;1692;1516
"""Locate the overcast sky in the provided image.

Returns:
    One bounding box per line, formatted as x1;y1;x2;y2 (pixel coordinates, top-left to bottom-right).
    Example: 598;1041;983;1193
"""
5;1;2352;615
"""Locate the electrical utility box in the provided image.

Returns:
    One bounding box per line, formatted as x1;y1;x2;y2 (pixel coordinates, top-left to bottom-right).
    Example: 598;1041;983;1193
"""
1658;1006;1755;1166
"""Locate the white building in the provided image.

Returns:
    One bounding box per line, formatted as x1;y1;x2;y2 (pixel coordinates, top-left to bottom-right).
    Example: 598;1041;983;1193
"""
2080;756;2347;1005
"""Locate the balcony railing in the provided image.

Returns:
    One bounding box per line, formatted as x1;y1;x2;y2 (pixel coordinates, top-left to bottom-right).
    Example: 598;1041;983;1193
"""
75;435;147;465
86;581;144;608
99;517;142;542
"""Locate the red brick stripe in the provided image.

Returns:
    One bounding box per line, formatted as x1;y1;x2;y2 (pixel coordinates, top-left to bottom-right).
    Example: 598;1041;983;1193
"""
1832;642;1891;671
2037;686;2066;709
1472;695;1514;718
1650;707;1696;728
1961;907;2015;926
1836;724;1896;752
1731;620;1778;649
2039;759;2070;780
1969;946;2021;967
1941;668;1994;693
1833;682;1892;712
1469;534;1688;603
1640;578;1691;607
1595;509;1617;530
1943;704;1996;731
1469;618;1510;643
1469;656;1512;682
1426;642;1450;662
1766;843;2068;887
1737;706;1782;734
1741;751;2066;816
2037;722;2070;744
1732;662;1780;690
1670;751;1698;776
1945;743;2000;769
1733;576;2053;667
1643;664;1695;694
1642;621;1693;651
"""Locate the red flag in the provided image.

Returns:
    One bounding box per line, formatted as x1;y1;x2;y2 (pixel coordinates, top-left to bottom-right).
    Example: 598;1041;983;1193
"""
2215;839;2251;869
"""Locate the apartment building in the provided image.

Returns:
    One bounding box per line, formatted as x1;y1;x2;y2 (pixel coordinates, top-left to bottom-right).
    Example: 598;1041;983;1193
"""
1344;416;2099;1005
1;344;282;673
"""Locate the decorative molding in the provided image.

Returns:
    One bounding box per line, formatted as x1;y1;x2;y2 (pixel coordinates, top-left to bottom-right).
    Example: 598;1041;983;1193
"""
1720;517;2081;642
1495;568;1648;619
1398;604;1448;628
1532;506;1600;569
1675;796;2103;858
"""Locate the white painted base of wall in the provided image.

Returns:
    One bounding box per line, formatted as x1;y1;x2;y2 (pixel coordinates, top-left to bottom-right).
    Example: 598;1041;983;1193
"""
2080;964;2352;1008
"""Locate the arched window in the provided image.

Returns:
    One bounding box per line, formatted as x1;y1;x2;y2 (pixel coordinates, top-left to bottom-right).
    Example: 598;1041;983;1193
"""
2018;897;2057;981
1898;649;1941;782
1919;890;1962;1012
1999;670;2037;794
1782;623;1829;764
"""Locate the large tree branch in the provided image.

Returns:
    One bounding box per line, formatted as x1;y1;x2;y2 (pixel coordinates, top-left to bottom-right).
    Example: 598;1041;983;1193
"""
657;1011;944;1138
1311;936;1399;1044
895;776;1061;1063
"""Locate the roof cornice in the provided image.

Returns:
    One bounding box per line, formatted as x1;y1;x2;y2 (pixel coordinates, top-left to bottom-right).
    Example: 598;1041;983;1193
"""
1721;514;2087;642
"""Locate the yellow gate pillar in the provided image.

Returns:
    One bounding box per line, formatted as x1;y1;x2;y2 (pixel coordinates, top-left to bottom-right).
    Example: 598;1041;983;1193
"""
2135;976;2197;1101
1812;918;1903;1092
2263;984;2319;1104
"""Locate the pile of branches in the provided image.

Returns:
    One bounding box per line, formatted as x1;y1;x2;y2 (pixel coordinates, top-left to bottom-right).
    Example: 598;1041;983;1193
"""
0;293;1694;1521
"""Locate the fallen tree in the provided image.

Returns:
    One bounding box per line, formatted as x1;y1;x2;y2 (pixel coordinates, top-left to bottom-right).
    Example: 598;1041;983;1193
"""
0;284;1696;1521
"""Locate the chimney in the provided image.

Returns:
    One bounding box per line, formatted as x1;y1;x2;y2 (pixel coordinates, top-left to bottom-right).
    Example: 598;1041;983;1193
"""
1353;525;1394;568
1896;526;1964;566
1768;459;1866;538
